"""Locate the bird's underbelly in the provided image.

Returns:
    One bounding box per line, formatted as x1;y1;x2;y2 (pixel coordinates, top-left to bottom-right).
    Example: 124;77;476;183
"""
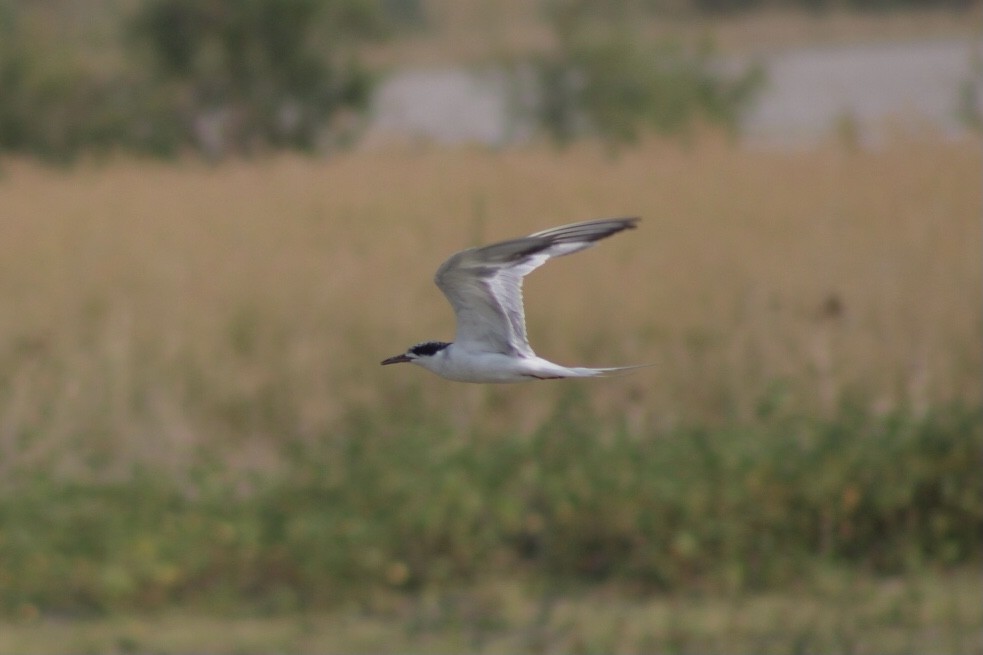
438;352;558;383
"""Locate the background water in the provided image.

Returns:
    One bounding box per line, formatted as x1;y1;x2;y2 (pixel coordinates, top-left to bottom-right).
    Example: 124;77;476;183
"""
368;38;980;146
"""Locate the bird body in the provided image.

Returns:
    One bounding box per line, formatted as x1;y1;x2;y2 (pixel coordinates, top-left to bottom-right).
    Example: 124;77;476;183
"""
382;217;641;383
385;344;631;383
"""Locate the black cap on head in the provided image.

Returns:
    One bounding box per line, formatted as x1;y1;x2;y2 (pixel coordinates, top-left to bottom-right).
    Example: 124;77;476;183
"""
409;341;451;357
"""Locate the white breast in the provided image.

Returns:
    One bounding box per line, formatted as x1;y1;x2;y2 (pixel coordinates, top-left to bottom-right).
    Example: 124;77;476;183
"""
417;347;560;383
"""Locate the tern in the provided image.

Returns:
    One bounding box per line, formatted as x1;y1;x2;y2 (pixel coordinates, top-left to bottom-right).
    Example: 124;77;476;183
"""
381;216;642;383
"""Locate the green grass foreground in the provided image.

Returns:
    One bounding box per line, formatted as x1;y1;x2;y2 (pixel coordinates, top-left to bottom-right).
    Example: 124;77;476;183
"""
1;400;978;619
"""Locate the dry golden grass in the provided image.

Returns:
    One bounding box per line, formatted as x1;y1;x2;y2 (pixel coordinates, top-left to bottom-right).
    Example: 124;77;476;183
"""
0;135;978;472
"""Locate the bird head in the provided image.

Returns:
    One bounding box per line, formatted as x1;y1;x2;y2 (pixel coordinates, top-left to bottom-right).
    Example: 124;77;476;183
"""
381;341;451;367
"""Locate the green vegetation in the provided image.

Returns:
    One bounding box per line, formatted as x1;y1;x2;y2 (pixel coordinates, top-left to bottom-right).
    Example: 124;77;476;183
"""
1;1;978;159
125;0;384;156
0;0;393;161
531;2;764;145
0;0;770;159
0;399;979;615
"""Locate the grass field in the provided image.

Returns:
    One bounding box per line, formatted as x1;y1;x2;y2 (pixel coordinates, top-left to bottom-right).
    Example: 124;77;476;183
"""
0;134;979;651
2;571;979;653
0;136;978;463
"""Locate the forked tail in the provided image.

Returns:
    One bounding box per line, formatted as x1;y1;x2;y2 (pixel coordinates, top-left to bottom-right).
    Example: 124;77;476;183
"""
564;364;651;378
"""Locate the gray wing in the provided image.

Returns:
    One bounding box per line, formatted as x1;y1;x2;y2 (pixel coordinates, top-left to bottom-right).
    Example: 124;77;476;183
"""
434;217;639;356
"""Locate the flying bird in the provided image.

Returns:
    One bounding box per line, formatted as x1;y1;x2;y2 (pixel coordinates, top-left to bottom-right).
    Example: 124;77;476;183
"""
381;216;642;383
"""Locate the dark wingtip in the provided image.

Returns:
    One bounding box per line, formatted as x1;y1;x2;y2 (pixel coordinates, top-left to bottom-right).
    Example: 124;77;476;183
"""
554;216;641;243
607;216;641;230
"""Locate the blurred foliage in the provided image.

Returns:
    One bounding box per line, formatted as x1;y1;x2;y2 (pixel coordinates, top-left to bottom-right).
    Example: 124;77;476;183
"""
0;0;416;161
0;7;176;162
0;397;978;615
125;0;382;157
956;47;982;132
530;0;765;146
0;0;970;159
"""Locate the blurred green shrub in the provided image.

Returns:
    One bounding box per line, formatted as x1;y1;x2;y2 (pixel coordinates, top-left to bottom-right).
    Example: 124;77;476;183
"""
0;399;978;614
530;0;765;146
0;70;186;162
0;11;174;162
0;0;404;161
125;0;383;157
